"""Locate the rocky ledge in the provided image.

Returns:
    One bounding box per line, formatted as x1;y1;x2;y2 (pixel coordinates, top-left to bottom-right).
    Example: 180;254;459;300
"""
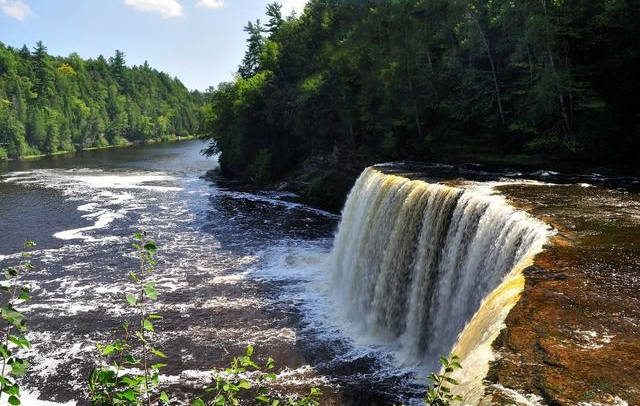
489;183;640;405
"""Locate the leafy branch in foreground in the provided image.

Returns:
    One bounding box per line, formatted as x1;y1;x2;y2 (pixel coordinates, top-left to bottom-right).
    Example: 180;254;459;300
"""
89;233;169;405
193;345;321;406
0;241;35;406
425;354;463;406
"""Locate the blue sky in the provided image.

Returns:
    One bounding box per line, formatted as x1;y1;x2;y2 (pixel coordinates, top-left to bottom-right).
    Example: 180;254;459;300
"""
0;0;308;90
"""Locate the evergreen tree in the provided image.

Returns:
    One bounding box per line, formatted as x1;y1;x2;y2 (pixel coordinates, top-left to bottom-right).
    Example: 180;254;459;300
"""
265;3;284;34
32;41;53;104
109;50;127;88
238;20;265;79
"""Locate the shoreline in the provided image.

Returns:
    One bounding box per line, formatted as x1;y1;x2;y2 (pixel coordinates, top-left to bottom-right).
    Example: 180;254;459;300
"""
1;135;200;162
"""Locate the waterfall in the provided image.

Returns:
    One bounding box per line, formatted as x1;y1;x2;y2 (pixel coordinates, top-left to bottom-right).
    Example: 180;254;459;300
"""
329;167;551;400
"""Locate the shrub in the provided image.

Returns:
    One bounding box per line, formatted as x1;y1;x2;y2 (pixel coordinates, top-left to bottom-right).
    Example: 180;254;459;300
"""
88;233;168;405
0;241;36;406
95;136;110;149
425;354;463;406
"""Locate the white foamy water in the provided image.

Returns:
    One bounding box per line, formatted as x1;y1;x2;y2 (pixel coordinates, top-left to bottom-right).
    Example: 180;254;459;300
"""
0;149;344;404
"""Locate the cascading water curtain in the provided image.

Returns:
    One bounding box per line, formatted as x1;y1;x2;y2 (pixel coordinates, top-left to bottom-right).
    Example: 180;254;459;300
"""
330;167;550;373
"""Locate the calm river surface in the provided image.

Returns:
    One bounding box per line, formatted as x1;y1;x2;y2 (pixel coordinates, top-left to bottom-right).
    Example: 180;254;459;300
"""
0;141;419;406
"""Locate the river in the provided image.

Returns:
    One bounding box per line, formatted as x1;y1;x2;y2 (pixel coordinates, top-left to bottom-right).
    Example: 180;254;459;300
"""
0;141;421;406
3;142;638;406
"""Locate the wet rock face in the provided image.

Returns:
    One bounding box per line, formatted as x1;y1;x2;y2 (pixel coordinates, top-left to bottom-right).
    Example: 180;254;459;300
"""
490;184;640;406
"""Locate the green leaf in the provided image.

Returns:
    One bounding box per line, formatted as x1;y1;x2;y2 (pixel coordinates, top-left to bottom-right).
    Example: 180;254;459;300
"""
144;242;157;256
116;389;137;402
8;395;20;405
445;377;459;385
144;282;158;300
8;359;29;376
151;349;167;358
8;335;30;349
143;318;154;331
192;399;206;406
160;391;170;404
237;380;251;389
2;308;26;330
135;331;147;343
126;294;137;306
246;345;254;357
213;395;225;406
17;292;30;301
0;343;11;359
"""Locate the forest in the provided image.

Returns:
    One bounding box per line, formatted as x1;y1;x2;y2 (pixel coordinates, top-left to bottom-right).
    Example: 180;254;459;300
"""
0;41;202;159
203;0;640;197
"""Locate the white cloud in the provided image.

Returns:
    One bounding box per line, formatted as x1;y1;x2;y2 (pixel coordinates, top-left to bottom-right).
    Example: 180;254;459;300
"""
281;0;307;16
124;0;183;18
0;0;33;21
197;0;224;9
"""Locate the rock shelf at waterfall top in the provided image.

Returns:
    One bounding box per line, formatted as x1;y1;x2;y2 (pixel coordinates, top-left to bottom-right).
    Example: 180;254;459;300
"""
490;184;640;406
375;162;640;406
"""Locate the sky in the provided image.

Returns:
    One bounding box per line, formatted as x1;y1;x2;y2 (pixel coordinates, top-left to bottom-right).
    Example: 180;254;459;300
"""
0;0;309;90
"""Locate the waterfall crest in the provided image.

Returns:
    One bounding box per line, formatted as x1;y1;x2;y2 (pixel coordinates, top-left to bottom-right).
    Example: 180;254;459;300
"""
329;167;551;398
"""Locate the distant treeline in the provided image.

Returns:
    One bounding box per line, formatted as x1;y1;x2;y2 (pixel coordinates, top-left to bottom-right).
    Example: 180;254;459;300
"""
0;41;203;159
204;0;640;184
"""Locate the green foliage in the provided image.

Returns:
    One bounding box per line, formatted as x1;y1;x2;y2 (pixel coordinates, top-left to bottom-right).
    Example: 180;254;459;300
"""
0;42;202;159
95;135;110;149
0;241;36;406
205;0;640;184
193;345;322;406
112;136;131;147
253;148;272;183
88;233;169;406
425;354;463;406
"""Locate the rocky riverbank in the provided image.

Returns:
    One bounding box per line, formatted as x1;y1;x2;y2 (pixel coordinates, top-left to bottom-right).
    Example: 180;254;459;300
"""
488;183;640;406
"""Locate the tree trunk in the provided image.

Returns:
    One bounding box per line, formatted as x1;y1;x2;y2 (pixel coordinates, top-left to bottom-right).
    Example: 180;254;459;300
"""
404;25;423;140
474;16;506;127
541;0;572;140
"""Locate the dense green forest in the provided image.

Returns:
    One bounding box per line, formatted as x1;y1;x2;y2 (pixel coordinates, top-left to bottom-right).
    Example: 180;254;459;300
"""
204;0;640;191
0;41;202;159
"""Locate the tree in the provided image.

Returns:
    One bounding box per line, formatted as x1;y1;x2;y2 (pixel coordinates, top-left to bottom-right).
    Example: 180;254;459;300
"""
32;41;53;104
238;20;265;79
265;2;284;34
109;49;128;89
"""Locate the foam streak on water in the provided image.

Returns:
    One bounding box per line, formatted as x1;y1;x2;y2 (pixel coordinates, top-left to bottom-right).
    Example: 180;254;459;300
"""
0;151;342;404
